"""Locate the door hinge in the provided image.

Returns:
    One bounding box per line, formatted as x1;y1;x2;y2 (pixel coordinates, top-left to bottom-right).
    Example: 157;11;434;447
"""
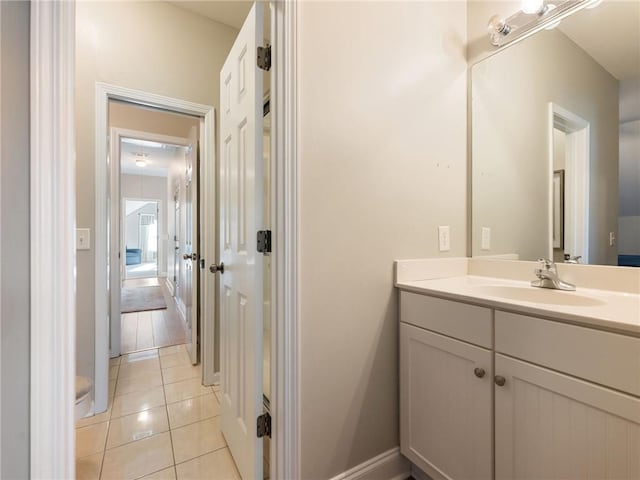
257;412;271;438
257;45;271;71
257;230;271;254
199;258;205;269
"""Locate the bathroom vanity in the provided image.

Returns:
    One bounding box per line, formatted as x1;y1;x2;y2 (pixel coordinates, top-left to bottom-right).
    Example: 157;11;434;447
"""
396;258;640;480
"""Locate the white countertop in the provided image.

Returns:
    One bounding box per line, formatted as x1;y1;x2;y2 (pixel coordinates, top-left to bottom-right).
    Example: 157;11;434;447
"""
396;274;640;336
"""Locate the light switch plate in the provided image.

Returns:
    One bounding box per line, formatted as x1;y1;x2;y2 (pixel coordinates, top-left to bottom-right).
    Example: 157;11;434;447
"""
438;226;450;252
481;227;491;250
609;232;616;247
77;228;91;250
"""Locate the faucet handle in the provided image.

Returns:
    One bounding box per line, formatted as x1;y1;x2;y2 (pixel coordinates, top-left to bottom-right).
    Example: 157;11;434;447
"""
564;255;582;264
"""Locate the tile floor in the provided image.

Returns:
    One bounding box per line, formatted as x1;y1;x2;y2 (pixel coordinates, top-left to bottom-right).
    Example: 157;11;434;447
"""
76;344;240;480
121;278;187;354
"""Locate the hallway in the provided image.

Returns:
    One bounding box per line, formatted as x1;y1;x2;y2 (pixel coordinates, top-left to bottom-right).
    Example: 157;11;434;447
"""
121;278;187;353
75;344;239;479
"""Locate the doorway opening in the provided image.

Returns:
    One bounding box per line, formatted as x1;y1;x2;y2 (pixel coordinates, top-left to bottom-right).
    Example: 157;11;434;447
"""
110;104;202;360
116;126;198;355
34;1;299;478
549;103;591;263
123;199;159;280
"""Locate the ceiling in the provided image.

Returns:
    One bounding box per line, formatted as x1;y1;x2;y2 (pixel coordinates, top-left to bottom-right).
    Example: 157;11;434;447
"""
125;200;156;216
559;0;640;80
120;140;186;177
167;1;253;30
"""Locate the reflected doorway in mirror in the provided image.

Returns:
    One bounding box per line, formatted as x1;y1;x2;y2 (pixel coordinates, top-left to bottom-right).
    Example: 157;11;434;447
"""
552;169;565;250
549;103;590;264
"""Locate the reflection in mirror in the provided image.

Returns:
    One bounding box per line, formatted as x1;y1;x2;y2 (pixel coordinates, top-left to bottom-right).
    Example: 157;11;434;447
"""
471;0;639;266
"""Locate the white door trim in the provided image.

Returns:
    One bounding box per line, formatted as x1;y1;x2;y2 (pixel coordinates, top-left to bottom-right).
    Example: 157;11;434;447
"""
95;83;216;411
30;0;76;477
271;1;301;478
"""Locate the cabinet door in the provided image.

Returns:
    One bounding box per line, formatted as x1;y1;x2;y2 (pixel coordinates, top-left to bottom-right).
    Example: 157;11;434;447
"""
400;323;493;480
495;354;640;480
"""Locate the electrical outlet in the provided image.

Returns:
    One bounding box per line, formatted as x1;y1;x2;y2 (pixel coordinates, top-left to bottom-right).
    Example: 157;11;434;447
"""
609;232;616;247
438;226;450;252
481;227;491;250
77;228;91;250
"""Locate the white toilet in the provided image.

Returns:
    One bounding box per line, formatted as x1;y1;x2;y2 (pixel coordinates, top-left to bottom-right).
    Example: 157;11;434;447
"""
75;376;92;421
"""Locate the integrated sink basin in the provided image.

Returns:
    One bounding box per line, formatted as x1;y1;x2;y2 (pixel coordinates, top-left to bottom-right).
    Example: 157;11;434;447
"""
472;285;606;307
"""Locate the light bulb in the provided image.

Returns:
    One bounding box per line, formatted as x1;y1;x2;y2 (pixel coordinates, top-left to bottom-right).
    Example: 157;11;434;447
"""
522;0;544;14
135;159;147;167
544;3;560;29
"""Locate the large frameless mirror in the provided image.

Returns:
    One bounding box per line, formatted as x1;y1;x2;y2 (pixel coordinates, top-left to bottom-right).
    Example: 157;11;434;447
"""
471;0;640;267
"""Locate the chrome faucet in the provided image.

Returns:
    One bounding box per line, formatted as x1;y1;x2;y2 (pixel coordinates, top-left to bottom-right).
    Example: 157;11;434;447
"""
531;258;576;291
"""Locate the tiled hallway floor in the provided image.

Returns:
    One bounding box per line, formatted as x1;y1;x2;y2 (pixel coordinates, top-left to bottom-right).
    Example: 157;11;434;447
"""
75;344;240;480
121;278;187;354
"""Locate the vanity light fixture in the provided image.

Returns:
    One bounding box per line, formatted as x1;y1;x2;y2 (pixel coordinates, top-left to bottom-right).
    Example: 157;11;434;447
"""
522;0;545;14
488;0;592;47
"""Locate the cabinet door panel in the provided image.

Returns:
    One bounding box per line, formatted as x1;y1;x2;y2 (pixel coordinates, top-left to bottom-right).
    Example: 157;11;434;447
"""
400;323;493;480
495;354;640;480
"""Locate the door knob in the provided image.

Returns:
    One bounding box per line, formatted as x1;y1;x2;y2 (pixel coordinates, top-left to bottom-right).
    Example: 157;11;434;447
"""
182;253;197;261
209;262;225;274
494;375;506;387
474;367;486;378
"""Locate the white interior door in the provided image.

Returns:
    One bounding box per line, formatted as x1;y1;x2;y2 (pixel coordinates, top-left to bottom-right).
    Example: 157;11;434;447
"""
184;126;199;365
219;3;265;478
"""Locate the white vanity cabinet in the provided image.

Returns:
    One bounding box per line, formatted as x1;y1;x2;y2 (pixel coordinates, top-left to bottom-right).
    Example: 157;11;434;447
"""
399;292;493;480
400;290;640;480
494;354;640;480
494;311;640;480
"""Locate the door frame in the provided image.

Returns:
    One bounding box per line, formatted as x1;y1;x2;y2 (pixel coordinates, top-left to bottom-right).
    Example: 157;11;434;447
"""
31;1;301;478
95;85;216;412
110;127;192;361
547;103;590;263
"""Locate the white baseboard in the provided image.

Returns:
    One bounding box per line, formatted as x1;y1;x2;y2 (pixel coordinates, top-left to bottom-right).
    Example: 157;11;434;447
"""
329;447;410;480
204;371;220;387
176;299;186;322
165;277;174;296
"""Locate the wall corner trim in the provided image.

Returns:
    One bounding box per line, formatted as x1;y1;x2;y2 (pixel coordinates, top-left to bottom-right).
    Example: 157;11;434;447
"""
30;0;76;477
271;0;301;478
329;448;411;480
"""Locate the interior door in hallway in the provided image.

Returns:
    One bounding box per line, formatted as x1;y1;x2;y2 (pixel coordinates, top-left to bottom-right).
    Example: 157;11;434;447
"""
218;3;265;478
184;125;200;365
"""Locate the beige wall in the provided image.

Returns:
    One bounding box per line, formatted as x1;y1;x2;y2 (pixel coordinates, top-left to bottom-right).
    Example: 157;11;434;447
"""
298;2;468;477
471;28;619;264
619;77;640;256
619;120;640;254
0;1;30;477
75;1;238;384
109;101;201;140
